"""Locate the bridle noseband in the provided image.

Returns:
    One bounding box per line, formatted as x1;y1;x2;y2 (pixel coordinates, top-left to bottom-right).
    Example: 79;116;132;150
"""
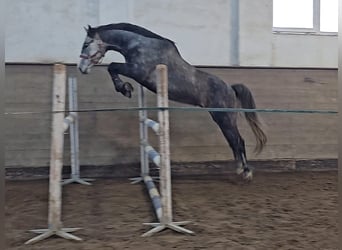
80;50;104;64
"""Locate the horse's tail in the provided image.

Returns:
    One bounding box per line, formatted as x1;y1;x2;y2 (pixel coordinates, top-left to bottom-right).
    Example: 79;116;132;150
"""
232;84;267;154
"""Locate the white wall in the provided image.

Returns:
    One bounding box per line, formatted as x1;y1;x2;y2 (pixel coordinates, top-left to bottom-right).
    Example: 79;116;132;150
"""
271;34;338;67
239;0;273;66
5;0;129;64
5;0;338;67
127;0;232;65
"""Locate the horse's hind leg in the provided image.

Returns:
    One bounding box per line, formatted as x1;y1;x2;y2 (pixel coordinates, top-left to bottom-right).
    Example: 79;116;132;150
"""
209;111;253;180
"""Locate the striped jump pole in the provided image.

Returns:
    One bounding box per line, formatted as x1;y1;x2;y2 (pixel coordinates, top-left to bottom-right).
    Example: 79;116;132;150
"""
138;64;194;237
25;64;82;244
62;77;93;185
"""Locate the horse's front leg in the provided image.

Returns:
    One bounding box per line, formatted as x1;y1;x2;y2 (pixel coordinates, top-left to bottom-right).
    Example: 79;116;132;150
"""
107;63;135;98
110;73;134;98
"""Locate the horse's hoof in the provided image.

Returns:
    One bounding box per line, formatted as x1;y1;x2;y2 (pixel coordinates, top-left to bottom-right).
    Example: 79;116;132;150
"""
122;82;133;98
243;170;253;181
236;166;244;175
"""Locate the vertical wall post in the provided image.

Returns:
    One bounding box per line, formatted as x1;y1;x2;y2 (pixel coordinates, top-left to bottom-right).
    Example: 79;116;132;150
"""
230;0;240;66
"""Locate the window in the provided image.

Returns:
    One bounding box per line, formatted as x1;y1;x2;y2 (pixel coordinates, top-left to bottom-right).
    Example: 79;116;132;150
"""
320;0;338;32
273;0;338;34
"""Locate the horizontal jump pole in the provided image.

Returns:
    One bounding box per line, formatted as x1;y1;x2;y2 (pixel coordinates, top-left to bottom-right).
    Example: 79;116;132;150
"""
143;175;162;221
144;118;159;133
63;114;76;131
143;144;160;167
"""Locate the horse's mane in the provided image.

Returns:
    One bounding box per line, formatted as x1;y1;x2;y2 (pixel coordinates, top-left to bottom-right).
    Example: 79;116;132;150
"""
91;23;176;45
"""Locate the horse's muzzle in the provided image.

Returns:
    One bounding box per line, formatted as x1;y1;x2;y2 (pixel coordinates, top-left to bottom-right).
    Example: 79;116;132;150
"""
78;58;92;74
78;67;89;74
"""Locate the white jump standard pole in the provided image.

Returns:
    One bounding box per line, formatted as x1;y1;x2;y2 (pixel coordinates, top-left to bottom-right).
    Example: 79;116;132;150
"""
130;85;150;184
142;64;194;237
25;64;82;244
62;77;93;185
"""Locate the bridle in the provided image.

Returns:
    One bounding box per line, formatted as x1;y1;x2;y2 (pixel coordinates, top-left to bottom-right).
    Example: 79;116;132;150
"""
79;38;106;64
79;50;104;64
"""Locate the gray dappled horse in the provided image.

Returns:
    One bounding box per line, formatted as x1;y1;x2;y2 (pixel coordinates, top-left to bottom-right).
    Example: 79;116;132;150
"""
78;23;267;180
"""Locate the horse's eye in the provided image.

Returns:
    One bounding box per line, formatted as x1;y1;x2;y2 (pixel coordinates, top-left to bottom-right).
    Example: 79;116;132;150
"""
82;40;93;50
82;43;89;50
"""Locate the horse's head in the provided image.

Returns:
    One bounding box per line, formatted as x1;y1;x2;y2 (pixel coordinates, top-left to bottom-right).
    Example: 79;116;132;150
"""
78;25;106;74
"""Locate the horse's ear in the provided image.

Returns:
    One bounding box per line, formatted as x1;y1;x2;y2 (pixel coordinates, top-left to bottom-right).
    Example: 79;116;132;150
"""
84;25;92;33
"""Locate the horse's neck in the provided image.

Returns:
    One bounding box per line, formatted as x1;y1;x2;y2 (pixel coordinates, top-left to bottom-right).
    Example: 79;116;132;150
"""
100;30;136;55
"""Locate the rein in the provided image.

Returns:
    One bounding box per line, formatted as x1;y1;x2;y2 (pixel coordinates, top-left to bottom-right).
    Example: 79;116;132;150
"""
80;50;103;62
